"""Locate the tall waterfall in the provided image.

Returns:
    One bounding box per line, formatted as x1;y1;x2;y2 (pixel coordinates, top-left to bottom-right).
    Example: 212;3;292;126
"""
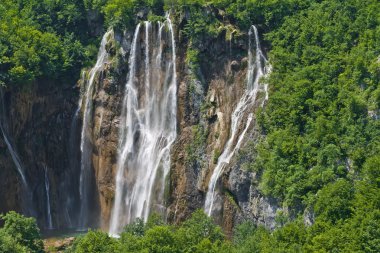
109;17;177;235
44;166;53;229
204;25;270;216
79;31;112;229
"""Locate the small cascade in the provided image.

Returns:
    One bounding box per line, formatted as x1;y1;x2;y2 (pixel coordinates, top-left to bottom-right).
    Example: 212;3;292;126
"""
44;166;53;230
204;25;271;216
0;89;28;186
79;30;112;229
109;16;177;235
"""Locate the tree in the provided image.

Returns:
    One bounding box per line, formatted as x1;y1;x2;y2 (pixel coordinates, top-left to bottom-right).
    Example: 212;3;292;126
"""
0;229;27;253
0;211;44;253
74;230;120;253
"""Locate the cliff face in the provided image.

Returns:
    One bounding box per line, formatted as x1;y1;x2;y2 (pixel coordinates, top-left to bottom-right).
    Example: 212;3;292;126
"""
0;81;79;229
166;20;281;233
0;10;280;233
82;12;281;232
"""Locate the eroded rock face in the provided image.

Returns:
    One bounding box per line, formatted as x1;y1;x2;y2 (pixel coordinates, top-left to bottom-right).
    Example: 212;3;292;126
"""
165;17;281;233
0;81;79;229
82;20;280;232
0;11;281;233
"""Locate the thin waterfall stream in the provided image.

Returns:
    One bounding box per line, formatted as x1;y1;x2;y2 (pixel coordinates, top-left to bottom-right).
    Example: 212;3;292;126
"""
204;25;271;216
44;165;53;229
109;16;177;235
79;30;112;229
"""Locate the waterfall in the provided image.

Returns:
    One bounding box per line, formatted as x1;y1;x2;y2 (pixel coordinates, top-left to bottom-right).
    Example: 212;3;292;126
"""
0;89;28;186
204;25;270;216
67;96;82;228
109;16;177;235
79;30;112;229
44;166;53;229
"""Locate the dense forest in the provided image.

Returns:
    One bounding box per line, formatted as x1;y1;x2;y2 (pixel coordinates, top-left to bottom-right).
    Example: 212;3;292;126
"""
0;0;379;252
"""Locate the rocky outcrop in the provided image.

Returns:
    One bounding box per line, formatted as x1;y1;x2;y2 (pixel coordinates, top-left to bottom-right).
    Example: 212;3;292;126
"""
85;30;130;229
44;236;75;252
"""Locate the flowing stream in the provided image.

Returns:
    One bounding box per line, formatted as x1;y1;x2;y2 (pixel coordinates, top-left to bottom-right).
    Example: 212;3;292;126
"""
109;16;177;235
204;25;270;216
44;165;53;229
79;30;112;229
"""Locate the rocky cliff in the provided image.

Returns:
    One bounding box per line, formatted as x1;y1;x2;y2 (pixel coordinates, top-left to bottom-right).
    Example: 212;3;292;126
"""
0;9;281;233
80;10;281;233
0;80;80;230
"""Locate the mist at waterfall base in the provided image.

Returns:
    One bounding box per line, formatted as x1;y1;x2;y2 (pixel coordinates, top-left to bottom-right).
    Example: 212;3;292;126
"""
204;25;271;217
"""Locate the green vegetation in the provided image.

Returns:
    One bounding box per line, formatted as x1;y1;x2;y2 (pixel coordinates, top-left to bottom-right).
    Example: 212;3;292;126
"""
185;124;208;165
1;0;379;252
0;0;96;87
65;210;231;253
0;211;44;253
255;0;380;217
1;209;379;252
251;0;380;251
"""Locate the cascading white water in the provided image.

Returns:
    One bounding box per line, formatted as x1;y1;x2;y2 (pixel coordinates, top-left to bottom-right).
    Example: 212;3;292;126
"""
44;165;53;229
204;25;270;216
0;89;28;186
109;17;177;235
79;30;112;229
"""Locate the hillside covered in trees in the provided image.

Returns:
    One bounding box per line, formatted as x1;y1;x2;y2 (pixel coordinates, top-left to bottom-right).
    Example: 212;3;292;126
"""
0;0;379;252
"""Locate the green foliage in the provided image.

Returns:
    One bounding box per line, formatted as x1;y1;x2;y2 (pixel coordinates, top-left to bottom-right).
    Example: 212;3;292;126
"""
73;230;120;253
102;0;137;29
0;230;27;253
0;211;43;253
254;0;380;214
66;210;228;253
314;179;354;223
102;0;165;29
0;0;379;251
186;47;200;70
213;148;220;164
229;1;380;251
123;218;146;237
233;221;257;245
182;5;221;45
185;124;208;165
143;226;177;253
176;209;224;247
0;0;94;87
